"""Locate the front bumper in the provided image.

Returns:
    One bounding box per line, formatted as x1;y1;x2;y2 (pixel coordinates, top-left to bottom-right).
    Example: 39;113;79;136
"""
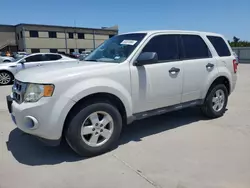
6;95;75;145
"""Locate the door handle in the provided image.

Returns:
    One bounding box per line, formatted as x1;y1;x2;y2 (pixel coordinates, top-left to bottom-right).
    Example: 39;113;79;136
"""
169;67;180;74
206;63;214;69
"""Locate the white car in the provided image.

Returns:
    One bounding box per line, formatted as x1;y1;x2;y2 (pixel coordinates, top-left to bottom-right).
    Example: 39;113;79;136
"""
7;30;238;156
0;56;14;63
0;53;74;85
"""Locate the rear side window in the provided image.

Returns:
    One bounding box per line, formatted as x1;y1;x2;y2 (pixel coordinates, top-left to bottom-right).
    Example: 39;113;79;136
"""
45;54;62;61
207;36;231;57
142;35;179;62
181;35;211;59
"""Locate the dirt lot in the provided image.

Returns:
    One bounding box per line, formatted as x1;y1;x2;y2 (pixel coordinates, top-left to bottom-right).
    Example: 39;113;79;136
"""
0;64;250;188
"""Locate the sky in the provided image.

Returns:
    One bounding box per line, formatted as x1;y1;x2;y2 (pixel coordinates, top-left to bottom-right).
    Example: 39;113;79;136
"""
1;0;250;40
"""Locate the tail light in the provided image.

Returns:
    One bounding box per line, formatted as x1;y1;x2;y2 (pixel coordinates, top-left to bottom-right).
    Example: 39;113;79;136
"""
233;59;238;73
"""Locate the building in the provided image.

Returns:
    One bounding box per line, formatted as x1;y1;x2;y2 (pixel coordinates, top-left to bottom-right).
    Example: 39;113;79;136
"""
0;23;118;54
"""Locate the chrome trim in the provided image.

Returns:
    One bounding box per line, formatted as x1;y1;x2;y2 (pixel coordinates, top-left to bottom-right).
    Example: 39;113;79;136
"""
12;80;27;104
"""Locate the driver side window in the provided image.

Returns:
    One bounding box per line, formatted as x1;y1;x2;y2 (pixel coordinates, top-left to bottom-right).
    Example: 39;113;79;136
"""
25;55;44;62
142;35;180;62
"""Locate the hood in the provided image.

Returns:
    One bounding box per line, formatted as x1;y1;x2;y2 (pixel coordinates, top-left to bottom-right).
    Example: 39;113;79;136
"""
15;60;118;83
0;62;17;66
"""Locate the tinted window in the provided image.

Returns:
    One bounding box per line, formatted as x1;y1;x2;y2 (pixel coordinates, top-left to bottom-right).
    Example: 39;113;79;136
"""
50;49;58;53
45;54;62;61
25;55;44;62
69;49;75;53
142;35;179;61
49;31;57;38
109;34;115;38
182;35;210;59
29;31;39;38
31;49;40;53
68;32;74;39
207;36;231;57
78;33;85;39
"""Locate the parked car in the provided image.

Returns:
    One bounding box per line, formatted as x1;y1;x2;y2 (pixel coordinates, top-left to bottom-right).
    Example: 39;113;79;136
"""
70;52;81;59
0;53;74;85
79;51;91;61
0;56;14;63
7;30;237;157
12;52;29;60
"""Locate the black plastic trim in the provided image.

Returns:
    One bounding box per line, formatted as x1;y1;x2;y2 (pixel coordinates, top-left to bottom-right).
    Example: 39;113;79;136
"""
131;99;203;121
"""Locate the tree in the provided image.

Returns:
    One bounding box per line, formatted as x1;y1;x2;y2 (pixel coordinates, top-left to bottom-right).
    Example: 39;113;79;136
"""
229;36;250;47
233;36;240;43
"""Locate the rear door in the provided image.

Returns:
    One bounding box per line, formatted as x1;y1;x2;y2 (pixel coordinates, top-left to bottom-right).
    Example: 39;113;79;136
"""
180;34;218;103
42;54;63;66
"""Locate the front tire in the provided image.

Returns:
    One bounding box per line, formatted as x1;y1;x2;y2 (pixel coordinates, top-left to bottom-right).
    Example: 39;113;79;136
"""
0;71;13;85
201;84;228;118
65;102;122;157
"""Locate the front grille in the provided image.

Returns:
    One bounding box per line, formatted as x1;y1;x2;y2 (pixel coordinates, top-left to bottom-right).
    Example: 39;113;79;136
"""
12;80;27;103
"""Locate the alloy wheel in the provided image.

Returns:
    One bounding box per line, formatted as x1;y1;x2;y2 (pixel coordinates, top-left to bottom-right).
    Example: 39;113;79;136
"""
212;89;225;112
0;72;11;85
81;111;114;147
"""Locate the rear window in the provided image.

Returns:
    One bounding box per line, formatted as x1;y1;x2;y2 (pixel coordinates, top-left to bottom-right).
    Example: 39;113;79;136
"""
181;35;211;59
207;36;231;57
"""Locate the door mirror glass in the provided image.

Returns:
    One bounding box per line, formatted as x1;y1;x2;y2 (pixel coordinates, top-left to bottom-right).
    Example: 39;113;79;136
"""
134;52;158;66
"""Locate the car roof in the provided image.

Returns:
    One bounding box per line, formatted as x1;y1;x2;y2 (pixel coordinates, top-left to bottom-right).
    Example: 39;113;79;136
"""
122;30;223;37
29;53;61;56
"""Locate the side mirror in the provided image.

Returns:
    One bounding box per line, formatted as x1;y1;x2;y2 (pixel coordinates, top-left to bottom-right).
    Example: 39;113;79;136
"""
134;52;158;66
20;59;26;64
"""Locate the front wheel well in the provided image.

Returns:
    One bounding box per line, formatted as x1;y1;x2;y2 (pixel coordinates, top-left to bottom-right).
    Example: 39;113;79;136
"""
206;76;230;98
63;93;127;134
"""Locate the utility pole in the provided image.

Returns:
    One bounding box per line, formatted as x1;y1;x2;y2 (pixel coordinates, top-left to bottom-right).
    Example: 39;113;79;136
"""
74;20;77;52
93;30;96;50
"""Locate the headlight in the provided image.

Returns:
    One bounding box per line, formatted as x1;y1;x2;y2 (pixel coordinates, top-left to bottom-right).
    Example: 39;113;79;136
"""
24;84;54;102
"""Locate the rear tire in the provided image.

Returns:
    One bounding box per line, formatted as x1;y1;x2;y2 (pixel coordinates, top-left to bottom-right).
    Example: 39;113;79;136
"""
201;84;228;118
65;102;122;157
0;71;13;85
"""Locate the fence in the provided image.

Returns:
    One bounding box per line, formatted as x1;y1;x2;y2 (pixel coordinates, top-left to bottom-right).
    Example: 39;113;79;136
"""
232;47;250;63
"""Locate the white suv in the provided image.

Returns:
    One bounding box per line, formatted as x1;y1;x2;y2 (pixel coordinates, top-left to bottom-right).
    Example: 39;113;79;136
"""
7;30;238;157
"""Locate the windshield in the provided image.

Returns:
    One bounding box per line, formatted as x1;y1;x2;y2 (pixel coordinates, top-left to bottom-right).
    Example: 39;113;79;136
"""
85;33;146;63
13;56;24;62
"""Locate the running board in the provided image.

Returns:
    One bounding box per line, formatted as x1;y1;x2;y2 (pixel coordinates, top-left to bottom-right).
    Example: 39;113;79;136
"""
132;99;203;121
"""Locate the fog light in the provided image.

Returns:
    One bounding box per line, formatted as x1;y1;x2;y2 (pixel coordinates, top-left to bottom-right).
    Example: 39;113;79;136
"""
24;116;38;129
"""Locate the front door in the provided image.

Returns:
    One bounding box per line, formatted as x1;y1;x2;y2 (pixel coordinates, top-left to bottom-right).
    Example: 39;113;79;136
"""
130;34;183;113
16;54;44;72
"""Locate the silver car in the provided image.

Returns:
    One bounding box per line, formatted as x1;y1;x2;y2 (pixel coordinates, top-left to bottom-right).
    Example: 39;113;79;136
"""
0;53;74;85
0;56;15;63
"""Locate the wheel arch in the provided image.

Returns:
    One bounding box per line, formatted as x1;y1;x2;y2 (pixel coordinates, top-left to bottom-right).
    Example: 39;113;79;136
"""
63;92;128;135
204;76;230;101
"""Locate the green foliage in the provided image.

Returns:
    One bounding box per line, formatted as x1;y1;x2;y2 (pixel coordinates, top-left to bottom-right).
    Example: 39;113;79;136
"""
229;36;250;47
